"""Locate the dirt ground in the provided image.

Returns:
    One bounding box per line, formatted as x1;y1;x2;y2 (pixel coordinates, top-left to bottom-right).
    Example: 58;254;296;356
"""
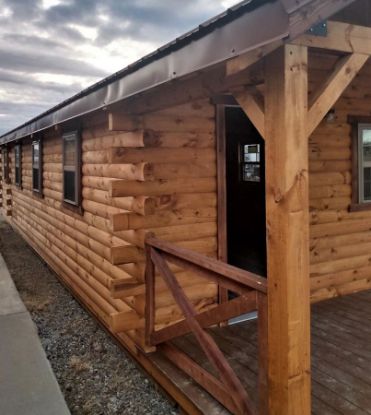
0;218;178;415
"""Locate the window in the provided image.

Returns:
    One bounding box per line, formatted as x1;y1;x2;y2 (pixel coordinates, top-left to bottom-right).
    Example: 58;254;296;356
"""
15;144;22;187
349;116;371;211
241;144;261;182
359;125;371;203
32;140;42;193
63;131;81;206
1;147;9;183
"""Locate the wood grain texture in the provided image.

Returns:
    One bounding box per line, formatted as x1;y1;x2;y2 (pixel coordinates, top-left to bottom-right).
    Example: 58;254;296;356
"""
265;44;311;415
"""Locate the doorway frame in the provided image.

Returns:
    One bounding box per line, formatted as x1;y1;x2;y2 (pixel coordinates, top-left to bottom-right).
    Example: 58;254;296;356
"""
214;96;241;305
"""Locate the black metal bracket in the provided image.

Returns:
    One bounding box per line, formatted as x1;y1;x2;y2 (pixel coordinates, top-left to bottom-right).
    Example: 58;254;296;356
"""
307;21;328;37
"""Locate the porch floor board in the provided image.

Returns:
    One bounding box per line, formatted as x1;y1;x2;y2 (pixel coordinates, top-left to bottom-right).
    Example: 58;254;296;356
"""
152;290;371;414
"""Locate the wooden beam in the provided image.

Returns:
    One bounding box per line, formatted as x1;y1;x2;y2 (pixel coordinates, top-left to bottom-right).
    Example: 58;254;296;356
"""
307;53;369;137
234;88;266;139
226;41;282;77
111;64;264;116
216;105;228;308
151;292;257;345
288;0;357;39
265;44;311;415
292;20;371;54
147;236;267;293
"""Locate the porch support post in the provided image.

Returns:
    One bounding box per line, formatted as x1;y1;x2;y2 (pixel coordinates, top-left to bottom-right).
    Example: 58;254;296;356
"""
264;44;311;415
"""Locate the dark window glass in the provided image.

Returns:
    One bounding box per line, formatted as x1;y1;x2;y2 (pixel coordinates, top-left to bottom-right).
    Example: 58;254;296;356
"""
15;145;21;186
2;148;9;183
364;167;371;201
32;140;42;193
63;132;80;205
64;171;76;202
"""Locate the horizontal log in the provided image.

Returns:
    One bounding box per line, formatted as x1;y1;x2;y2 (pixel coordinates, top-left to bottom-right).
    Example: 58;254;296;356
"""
82;187;155;216
110;208;217;231
310;253;371;276
82;199;127;220
151;162;216;179
311;240;371;264
115;221;217;248
311;229;371;251
309;184;350;199
311;278;371;304
111;270;206;298
310;172;351;187
110;310;144;332
109;112;215;133
83;130;149;150
109;178;216;197
110;245;143;265
139;131;215;148
82;163;152;181
82;176;112;191
311;217;371;238
309;196;350;211
83;130;215;149
109;147;215;165
133;282;217;316
309;148;350;161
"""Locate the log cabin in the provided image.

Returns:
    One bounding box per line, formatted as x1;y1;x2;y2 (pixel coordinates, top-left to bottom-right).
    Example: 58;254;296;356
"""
3;0;371;413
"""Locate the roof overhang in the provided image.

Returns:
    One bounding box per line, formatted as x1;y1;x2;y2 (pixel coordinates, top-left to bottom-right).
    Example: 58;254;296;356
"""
0;0;357;145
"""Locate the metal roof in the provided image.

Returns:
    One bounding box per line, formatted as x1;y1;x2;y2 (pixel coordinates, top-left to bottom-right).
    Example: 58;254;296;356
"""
0;0;357;145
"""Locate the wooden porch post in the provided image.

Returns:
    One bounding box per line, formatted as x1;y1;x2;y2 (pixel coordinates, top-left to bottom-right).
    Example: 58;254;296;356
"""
264;44;311;415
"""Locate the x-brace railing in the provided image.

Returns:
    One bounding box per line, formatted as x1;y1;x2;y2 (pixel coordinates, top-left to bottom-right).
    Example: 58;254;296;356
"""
144;235;268;415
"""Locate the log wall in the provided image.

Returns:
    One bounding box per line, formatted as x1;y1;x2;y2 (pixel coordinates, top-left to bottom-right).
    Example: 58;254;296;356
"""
309;53;371;301
0;99;218;349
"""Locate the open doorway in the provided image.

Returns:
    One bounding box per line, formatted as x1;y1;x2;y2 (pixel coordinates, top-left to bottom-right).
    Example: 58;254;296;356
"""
224;106;267;277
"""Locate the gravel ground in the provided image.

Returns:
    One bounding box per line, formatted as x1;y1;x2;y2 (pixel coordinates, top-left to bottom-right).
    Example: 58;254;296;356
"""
0;218;178;415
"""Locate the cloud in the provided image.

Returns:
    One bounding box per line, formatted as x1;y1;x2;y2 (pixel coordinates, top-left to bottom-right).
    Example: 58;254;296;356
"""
0;0;237;136
0;48;107;77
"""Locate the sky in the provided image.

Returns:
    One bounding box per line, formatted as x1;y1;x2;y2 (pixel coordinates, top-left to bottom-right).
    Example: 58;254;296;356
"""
0;0;239;135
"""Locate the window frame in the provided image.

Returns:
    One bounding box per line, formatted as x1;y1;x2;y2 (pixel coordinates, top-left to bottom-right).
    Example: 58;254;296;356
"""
2;147;9;184
14;144;22;188
32;139;43;195
62;130;82;209
349;115;371;212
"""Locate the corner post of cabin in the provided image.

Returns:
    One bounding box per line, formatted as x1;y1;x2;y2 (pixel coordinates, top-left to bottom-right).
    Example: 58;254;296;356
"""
264;44;311;415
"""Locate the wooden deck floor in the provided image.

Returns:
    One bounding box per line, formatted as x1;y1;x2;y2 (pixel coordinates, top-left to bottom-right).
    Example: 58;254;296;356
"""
151;290;371;414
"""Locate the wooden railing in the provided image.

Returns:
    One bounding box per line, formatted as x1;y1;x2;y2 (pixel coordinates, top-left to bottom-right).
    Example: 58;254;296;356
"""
144;235;268;415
